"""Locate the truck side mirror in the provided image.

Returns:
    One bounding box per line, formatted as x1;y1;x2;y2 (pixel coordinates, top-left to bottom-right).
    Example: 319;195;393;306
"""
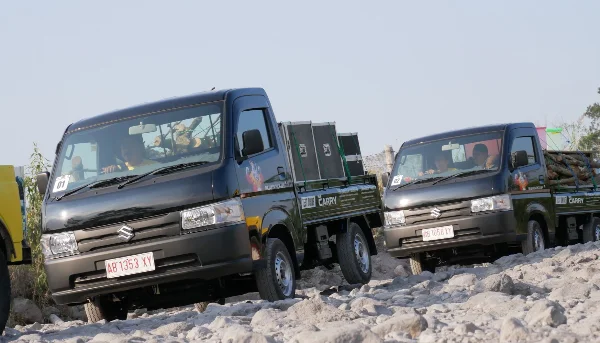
511;150;529;170
36;171;50;195
241;129;264;157
381;172;390;188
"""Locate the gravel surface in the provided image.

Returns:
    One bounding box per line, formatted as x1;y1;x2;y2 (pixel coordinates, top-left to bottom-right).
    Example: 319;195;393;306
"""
4;239;600;342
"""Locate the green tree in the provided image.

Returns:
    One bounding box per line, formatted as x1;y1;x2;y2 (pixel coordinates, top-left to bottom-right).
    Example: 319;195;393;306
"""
580;87;600;153
23;143;52;306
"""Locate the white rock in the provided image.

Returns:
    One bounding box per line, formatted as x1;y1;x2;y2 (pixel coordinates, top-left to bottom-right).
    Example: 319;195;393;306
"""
524;300;566;327
289;323;381;343
432;272;450;282
11;298;43;324
222;325;274;343
372;313;428;339
475;274;514;294
448;273;477;287
453;322;477;335
500;317;529;342
150;321;193;336
350;297;392;316
394;264;411;277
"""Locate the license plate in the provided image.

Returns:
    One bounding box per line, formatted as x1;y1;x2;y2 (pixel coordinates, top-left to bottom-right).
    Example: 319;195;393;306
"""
105;252;155;279
422;226;454;242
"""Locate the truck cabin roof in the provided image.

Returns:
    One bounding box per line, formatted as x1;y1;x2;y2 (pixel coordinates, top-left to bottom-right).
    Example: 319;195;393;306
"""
65;88;268;134
401;122;537;148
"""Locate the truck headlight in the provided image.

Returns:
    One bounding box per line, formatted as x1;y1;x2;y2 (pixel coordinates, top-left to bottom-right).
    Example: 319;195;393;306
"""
471;194;512;213
41;232;79;259
384;210;405;226
181;198;245;231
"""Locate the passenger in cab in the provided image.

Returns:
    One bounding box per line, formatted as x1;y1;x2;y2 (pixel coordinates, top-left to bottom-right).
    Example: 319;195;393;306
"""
102;135;156;173
471;143;499;169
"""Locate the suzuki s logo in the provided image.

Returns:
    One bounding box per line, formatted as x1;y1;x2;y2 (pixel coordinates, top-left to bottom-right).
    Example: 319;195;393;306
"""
430;208;441;219
117;225;135;242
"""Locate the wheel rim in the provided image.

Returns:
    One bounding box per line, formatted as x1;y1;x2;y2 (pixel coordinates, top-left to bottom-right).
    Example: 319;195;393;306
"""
354;233;370;274
533;227;545;251
595;224;600;241
274;251;293;297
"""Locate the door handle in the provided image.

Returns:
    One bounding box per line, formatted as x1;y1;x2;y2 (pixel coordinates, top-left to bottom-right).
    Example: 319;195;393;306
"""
539;175;544;184
277;166;285;175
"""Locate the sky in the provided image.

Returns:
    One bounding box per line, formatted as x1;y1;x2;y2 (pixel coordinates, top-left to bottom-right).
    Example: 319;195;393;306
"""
1;1;599;168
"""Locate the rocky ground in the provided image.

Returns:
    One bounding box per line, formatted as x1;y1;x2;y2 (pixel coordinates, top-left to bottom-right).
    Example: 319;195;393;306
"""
4;237;600;342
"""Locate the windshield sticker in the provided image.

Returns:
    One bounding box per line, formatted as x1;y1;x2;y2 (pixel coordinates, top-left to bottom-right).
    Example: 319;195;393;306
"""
323;144;332;156
390;175;403;186
245;161;264;192
52;175;71;193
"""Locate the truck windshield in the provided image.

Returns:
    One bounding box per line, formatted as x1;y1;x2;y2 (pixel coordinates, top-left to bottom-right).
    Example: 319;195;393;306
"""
50;102;223;195
389;131;503;188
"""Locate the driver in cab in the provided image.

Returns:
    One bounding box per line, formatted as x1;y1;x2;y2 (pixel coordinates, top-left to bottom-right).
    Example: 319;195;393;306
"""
103;135;156;173
419;152;457;176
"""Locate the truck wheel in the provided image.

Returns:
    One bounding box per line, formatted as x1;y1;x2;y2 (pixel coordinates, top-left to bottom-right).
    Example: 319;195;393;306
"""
336;222;372;284
521;220;546;255
255;238;296;301
84;296;127;323
194;298;225;313
409;253;436;275
582;217;600;243
0;250;10;335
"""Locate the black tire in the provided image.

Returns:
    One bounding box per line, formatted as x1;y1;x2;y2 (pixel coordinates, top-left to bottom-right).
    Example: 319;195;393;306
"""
194;298;225;313
84;296;127;323
255;238;296;301
336;222;372;284
409;253;436;275
583;217;600;243
0;250;10;335
521;220;546;255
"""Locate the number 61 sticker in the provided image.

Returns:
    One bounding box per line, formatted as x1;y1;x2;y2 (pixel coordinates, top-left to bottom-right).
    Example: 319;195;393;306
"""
53;175;71;192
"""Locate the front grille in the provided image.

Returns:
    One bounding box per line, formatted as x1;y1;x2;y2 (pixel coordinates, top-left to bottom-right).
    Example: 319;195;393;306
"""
74;212;181;253
404;200;471;225
73;254;199;288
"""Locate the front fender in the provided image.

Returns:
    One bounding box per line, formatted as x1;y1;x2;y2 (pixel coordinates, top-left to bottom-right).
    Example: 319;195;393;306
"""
260;207;299;246
520;201;553;235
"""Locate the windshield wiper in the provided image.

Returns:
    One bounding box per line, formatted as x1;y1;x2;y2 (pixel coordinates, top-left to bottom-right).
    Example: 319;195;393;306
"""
117;161;210;189
431;169;494;185
390;176;443;191
54;176;136;201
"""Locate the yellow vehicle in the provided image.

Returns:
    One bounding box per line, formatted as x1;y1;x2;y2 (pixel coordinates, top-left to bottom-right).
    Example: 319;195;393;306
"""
0;165;29;334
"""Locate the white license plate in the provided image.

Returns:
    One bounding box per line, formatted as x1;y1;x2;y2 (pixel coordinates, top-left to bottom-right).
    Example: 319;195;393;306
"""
105;252;155;279
422;226;454;242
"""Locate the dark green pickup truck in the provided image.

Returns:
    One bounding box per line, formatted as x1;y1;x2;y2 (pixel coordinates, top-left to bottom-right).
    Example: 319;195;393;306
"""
382;122;600;274
35;88;383;322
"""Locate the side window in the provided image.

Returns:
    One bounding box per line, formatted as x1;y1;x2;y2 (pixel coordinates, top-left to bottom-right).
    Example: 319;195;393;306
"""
511;136;537;166
236;109;273;156
397;154;423;178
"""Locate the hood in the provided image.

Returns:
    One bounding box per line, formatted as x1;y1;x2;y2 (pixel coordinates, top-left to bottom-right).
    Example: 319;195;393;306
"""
384;174;504;210
43;169;215;231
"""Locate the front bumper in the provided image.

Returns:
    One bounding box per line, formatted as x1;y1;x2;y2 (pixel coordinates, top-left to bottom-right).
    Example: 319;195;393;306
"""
45;223;252;305
384;210;517;258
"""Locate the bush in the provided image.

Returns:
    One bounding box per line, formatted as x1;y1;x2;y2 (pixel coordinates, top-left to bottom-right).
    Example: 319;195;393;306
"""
8;143;53;311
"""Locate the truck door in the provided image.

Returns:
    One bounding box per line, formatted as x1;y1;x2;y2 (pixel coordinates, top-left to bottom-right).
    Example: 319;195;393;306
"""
508;129;546;192
507;127;553;236
231;95;299;245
